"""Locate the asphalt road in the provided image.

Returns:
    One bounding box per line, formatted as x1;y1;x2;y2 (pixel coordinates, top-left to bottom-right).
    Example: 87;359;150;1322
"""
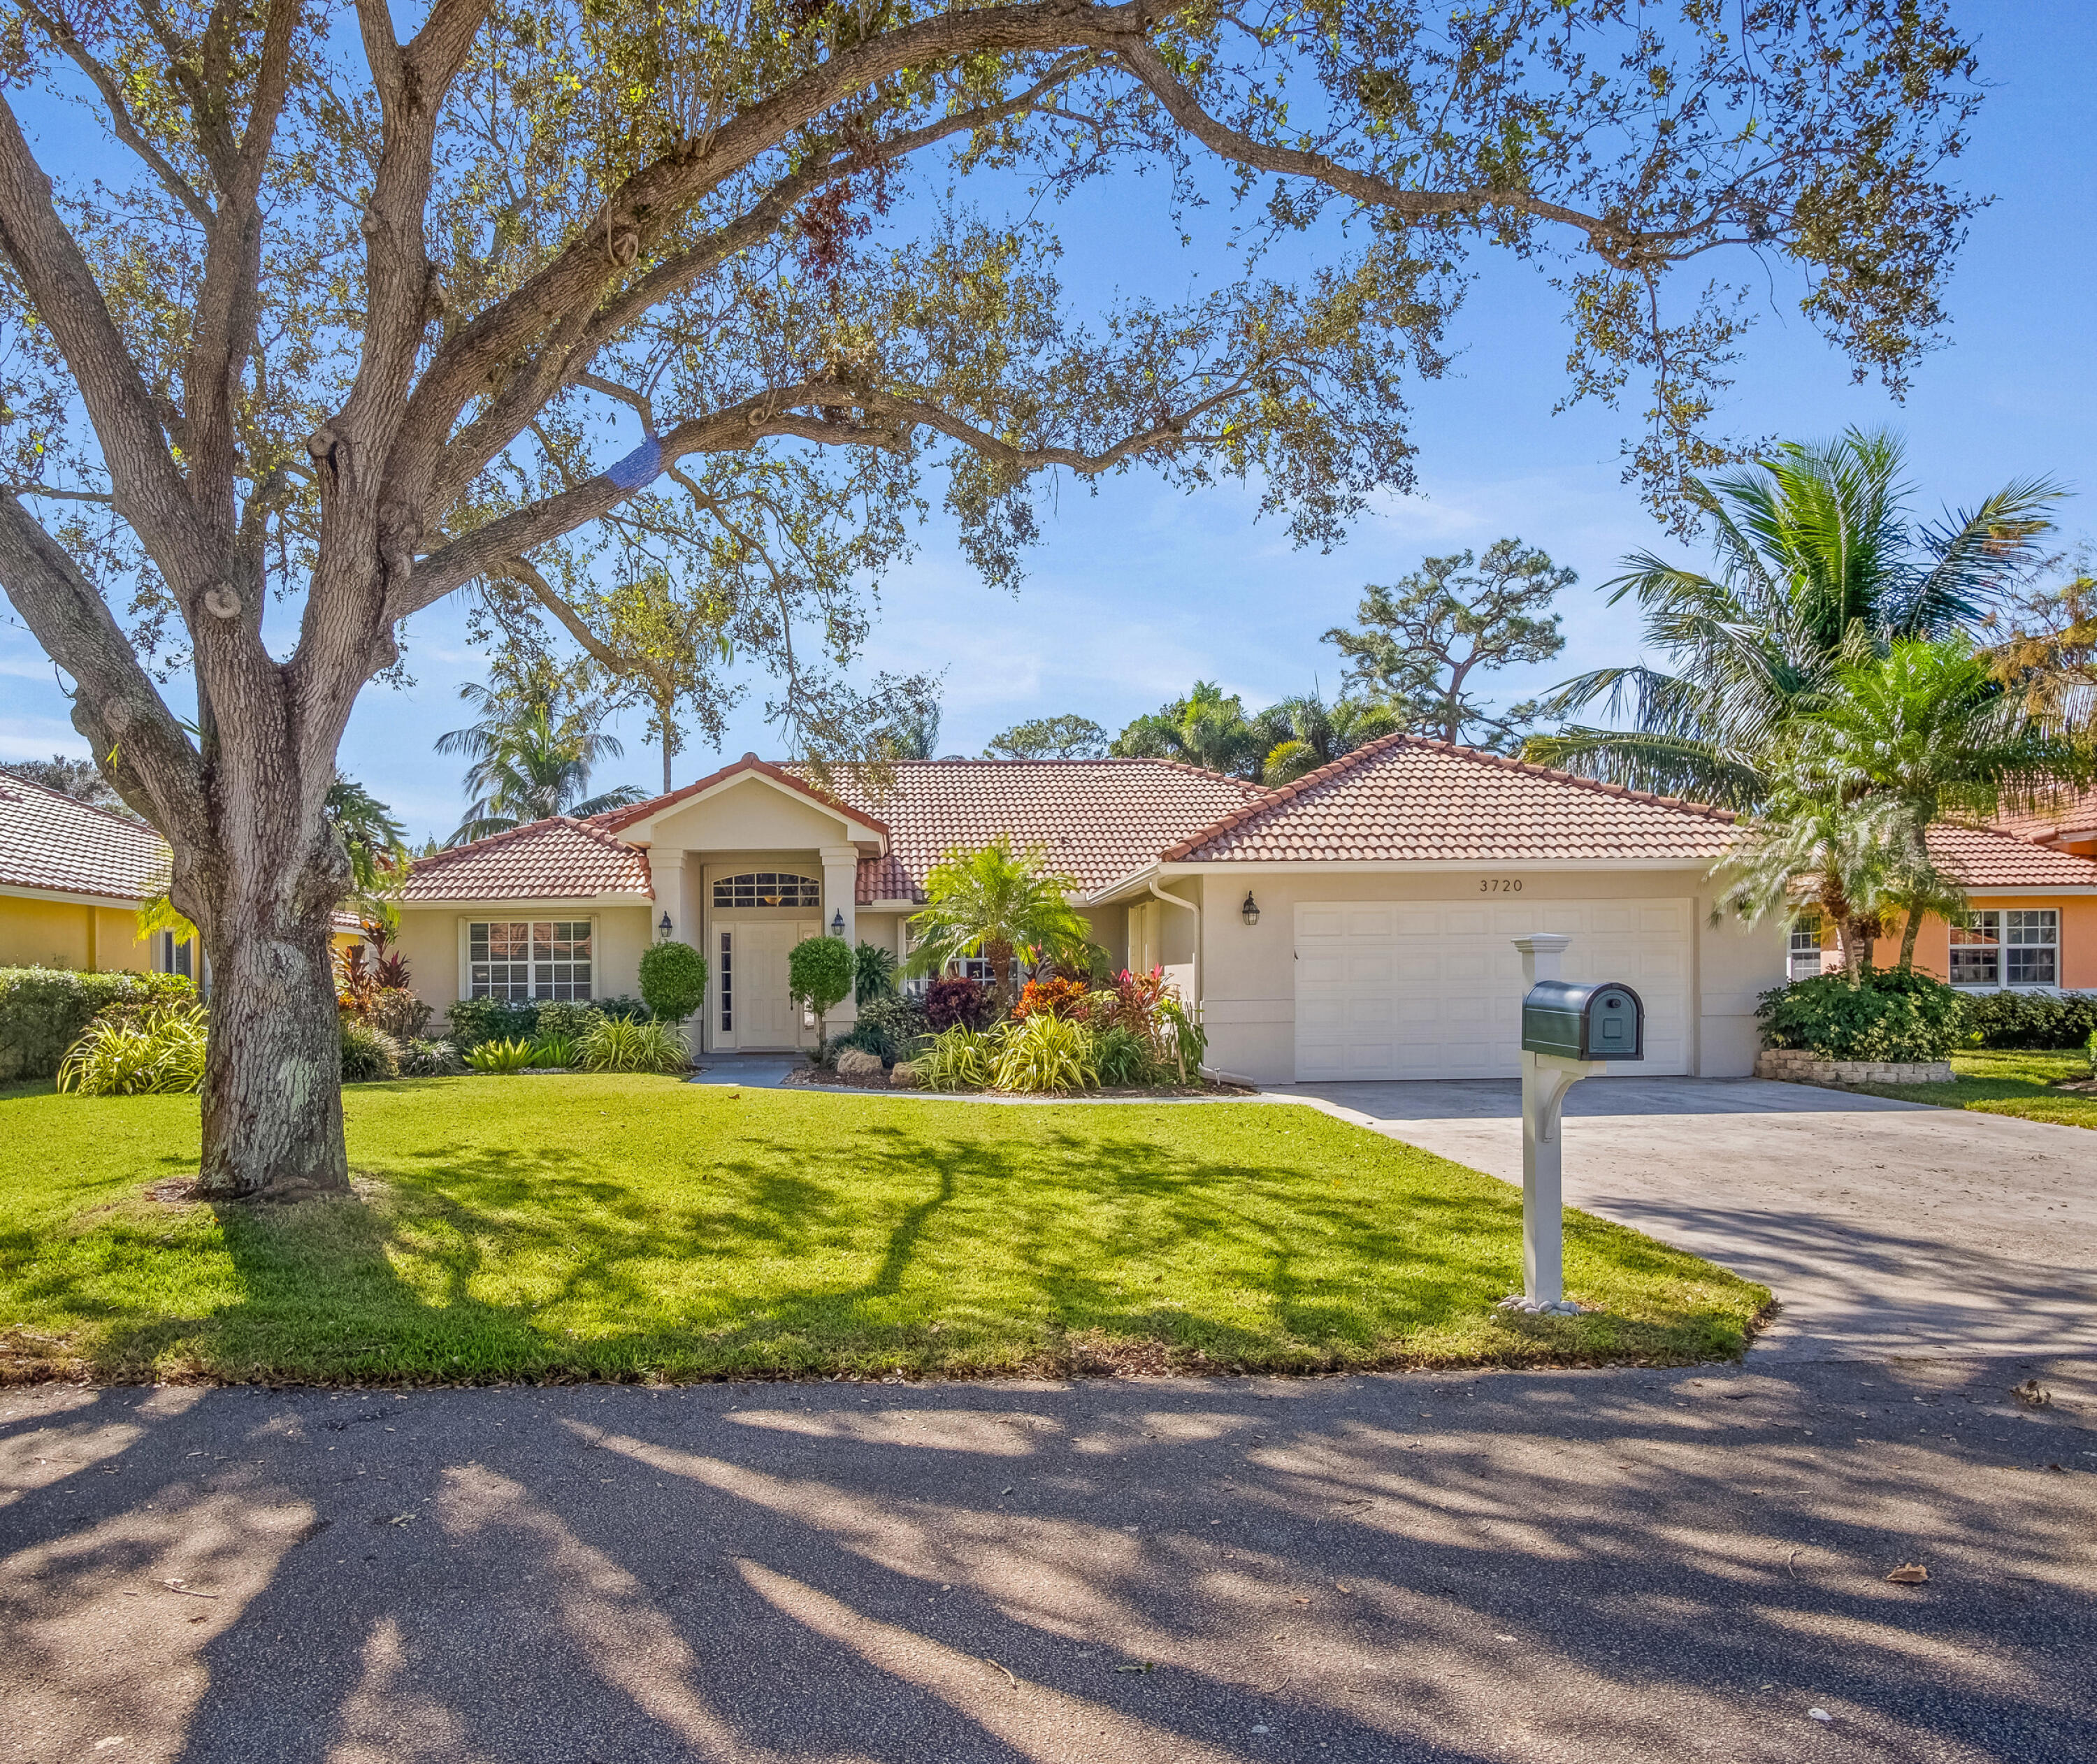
6;1357;2093;1763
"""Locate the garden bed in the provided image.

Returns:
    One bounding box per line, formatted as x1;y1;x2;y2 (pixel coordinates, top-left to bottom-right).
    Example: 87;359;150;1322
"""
782;1064;1246;1099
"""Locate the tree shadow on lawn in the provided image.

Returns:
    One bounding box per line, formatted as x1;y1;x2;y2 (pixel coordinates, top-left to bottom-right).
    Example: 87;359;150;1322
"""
48;1107;1759;1382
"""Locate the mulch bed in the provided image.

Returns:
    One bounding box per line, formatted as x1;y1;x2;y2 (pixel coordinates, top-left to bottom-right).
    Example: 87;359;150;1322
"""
781;1067;1249;1098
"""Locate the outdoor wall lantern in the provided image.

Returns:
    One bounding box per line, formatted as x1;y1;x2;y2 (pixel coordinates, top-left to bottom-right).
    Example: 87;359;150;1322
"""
658;912;673;941
831;910;846;938
1241;891;1260;927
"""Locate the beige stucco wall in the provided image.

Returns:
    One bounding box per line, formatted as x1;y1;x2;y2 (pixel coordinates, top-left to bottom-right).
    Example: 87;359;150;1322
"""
392;901;655;1022
642;779;862;855
0;892;153;971
1174;865;1785;1084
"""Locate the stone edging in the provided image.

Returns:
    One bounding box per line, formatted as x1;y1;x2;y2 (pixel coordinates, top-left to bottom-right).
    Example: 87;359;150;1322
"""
1754;1049;1953;1087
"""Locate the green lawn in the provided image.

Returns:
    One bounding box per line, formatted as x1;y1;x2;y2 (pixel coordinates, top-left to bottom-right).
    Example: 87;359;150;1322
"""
1850;1047;2097;1127
0;1076;1768;1383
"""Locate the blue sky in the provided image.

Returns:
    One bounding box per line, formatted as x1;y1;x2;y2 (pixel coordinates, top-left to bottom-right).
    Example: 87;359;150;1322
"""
3;3;2093;845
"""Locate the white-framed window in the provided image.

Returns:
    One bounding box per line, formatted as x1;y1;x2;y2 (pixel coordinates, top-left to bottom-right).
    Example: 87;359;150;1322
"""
712;872;819;909
1950;909;2059;988
468;920;593;1000
898;927;991;994
1787;912;1824;981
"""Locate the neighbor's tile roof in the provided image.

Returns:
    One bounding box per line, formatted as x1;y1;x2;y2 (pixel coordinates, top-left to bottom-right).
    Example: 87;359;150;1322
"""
1162;735;1740;865
798;759;1271;901
0;771;169;901
1926;823;2097;889
401;816;654;902
1989;788;2097;844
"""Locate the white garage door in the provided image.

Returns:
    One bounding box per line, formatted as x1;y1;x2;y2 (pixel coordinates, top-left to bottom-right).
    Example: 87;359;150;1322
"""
1294;898;1692;1080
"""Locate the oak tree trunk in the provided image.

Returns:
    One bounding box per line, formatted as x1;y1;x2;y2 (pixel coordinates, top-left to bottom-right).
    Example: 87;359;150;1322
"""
198;891;349;1197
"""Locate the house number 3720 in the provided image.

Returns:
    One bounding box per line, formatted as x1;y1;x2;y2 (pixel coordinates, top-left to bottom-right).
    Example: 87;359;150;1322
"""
1478;879;1524;892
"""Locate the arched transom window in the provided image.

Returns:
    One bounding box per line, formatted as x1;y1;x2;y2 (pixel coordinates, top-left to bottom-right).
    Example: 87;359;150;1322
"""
712;872;821;909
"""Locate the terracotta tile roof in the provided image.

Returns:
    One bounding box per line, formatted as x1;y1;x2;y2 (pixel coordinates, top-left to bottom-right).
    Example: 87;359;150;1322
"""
401;816;653;902
1989;788;2097;844
595;751;887;837
1926;823;2097;888
0;772;169;901
1162;735;1739;864
799;759;1270;899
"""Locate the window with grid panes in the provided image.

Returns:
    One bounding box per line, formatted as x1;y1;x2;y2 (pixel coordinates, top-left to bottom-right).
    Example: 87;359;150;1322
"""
712;872;819;908
1787;913;1824;981
468;920;592;999
1950;909;2058;988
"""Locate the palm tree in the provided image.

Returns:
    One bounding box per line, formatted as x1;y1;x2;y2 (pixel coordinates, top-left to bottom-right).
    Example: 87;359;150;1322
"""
436;674;644;844
1111;682;1264;779
1254;693;1401;785
904;837;1095;1008
1791;639;2082;967
1713;775;1908;980
1528;429;2061;805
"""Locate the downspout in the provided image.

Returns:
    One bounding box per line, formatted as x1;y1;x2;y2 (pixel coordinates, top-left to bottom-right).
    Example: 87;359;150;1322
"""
1146;876;1199;1005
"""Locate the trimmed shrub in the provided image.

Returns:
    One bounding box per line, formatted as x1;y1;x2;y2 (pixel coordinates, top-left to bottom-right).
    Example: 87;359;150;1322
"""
366;986;431;1041
923;974;994;1032
340;1016;403;1082
639;941;709;1024
841;995;930;1065
1;968;196;1080
1959;988;2097;1050
533;999;607;1041
595;995;651;1022
853;941;898;1004
916;1024;997;1092
992;1012;1099;1094
400;1038;463;1076
1757;969;1969;1062
57;999;209;1095
446;997;538;1049
787;937;854;1040
578;1016;690;1073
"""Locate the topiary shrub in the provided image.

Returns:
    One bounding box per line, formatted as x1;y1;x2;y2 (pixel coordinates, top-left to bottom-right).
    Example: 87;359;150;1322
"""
639;941;709;1024
57;999;210;1095
787;937;854;1042
1;968;196;1080
1756;969;1969;1062
340;1016;403;1081
1959;988;2097;1050
923;974;994;1032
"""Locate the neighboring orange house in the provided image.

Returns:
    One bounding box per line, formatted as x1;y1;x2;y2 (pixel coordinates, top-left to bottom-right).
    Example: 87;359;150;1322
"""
1789;818;2097;992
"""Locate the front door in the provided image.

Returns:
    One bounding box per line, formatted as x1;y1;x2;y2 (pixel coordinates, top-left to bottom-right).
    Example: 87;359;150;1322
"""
716;920;819;1050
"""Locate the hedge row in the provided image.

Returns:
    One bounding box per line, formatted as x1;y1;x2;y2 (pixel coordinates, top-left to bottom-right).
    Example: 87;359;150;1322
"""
1959;988;2097;1050
0;967;197;1080
442;995;649;1049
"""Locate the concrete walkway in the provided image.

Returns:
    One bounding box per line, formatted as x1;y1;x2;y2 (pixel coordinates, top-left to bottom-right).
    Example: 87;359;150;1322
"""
1283;1076;2097;1362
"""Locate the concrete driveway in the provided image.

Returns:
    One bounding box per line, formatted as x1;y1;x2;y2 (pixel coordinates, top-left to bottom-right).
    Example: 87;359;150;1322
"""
1283;1076;2097;1361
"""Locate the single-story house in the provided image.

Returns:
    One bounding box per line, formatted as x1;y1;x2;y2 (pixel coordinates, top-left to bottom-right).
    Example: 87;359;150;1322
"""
390;737;1785;1083
1;769;364;983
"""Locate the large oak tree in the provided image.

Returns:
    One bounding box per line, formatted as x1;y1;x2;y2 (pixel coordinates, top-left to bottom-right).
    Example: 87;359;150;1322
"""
0;0;1980;1194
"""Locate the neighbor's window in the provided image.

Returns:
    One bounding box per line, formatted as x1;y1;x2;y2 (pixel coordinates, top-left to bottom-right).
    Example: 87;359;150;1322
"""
153;930;195;979
712;872;819;909
468;920;592;999
1950;909;2058;988
1787;913;1824;981
1948;911;2001;985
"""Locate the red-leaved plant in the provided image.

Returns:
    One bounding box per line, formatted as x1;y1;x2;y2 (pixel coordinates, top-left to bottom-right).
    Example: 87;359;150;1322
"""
1010;976;1093;1023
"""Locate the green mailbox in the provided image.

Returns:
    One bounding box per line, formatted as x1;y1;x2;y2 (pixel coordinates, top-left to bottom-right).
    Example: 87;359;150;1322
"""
1520;980;1643;1062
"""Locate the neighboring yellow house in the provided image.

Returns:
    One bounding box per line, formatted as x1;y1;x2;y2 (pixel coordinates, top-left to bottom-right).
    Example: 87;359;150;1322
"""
1;769;367;981
0;770;181;975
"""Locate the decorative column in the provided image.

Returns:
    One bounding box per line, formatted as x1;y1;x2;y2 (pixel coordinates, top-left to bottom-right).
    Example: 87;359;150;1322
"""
820;843;860;1029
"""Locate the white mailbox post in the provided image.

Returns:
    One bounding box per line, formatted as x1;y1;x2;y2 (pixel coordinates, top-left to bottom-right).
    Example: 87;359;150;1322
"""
1513;934;1604;1315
